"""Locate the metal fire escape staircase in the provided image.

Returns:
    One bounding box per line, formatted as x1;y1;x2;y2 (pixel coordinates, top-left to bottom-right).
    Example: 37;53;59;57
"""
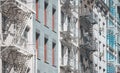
60;0;79;72
0;0;34;73
78;0;98;72
79;0;98;57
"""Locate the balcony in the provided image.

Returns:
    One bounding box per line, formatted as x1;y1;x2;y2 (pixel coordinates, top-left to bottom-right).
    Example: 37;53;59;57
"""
60;31;72;46
60;55;73;71
80;40;98;52
1;45;32;73
2;34;31;54
60;64;73;72
1;0;35;17
1;21;31;56
80;12;98;31
80;34;98;52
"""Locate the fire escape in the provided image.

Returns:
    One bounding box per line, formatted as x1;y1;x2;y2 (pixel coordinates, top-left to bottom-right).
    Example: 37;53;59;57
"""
60;0;79;73
0;0;34;73
78;0;98;73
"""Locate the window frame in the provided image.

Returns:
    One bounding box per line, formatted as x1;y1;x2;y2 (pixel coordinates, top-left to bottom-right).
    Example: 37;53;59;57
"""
36;0;39;20
36;32;40;58
44;37;48;62
52;42;56;66
44;2;48;25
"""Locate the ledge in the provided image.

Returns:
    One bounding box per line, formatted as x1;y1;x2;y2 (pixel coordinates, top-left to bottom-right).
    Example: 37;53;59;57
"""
37;58;41;60
44;25;49;28
36;19;41;23
45;61;49;64
52;30;56;33
52;65;56;68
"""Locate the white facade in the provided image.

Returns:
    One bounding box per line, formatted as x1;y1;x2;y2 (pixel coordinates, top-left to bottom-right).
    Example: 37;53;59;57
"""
92;7;107;73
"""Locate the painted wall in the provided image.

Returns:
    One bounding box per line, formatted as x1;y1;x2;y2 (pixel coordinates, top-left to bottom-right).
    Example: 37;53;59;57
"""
33;0;58;73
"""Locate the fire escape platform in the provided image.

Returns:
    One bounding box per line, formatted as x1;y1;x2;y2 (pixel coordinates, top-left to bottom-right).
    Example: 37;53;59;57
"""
60;31;78;49
1;0;35;14
1;47;32;71
60;65;73;72
12;44;33;56
1;44;33;57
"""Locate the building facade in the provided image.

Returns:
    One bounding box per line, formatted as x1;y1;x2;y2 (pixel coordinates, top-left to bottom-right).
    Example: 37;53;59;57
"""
1;0;120;73
0;0;35;73
78;0;98;73
59;0;79;73
33;0;58;73
106;0;120;73
92;0;108;73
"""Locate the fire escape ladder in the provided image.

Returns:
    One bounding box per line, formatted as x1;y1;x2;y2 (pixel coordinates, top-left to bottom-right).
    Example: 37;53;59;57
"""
1;0;34;72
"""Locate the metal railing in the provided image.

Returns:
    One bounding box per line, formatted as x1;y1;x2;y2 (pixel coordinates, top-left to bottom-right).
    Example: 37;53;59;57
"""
13;36;27;48
80;36;98;51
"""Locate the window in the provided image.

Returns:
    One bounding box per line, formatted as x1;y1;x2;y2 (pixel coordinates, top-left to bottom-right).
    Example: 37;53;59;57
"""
61;11;65;30
2;61;10;73
23;26;30;38
44;38;48;62
52;8;56;31
103;44;105;60
68;49;70;65
61;45;64;64
68;16;71;23
36;32;40;58
44;2;48;25
36;0;39;20
2;14;8;33
52;42;56;66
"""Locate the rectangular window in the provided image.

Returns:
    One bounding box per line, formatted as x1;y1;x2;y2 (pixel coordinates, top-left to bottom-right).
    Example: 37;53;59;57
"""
68;49;70;65
52;42;56;66
52;8;56;31
61;11;64;30
61;45;64;65
23;26;30;38
44;2;48;25
36;0;39;20
36;32;40;57
2;14;8;33
44;38;48;62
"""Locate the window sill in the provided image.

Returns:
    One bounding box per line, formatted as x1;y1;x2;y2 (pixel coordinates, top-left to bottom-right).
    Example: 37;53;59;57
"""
44;61;49;64
44;25;49;28
52;65;56;68
37;58;41;60
52;30;56;33
36;19;41;23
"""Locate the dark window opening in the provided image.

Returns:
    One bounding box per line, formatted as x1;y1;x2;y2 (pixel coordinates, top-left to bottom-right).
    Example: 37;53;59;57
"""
36;0;39;20
44;37;48;62
24;26;30;38
52;8;56;31
44;2;48;25
52;42;56;66
36;32;40;57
